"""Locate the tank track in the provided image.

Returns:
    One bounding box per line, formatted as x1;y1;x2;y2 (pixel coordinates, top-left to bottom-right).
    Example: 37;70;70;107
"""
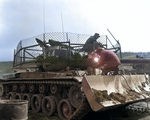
70;97;91;120
126;101;150;112
1;79;77;85
0;78;91;120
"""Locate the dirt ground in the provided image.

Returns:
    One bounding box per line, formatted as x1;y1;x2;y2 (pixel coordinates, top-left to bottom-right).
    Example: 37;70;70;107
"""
28;110;60;120
28;109;150;120
82;109;150;120
112;110;150;120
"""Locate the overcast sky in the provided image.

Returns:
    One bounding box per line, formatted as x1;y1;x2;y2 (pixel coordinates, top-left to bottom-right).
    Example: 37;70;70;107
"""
0;0;150;61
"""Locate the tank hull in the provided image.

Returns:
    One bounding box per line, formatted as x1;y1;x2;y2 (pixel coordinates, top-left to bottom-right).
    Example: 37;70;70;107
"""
0;72;150;120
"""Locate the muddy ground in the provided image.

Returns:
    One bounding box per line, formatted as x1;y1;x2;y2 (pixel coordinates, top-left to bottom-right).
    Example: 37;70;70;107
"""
83;109;150;120
28;110;60;120
28;108;150;120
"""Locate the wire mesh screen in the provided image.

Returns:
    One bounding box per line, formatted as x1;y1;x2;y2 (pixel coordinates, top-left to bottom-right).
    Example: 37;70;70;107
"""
14;32;121;71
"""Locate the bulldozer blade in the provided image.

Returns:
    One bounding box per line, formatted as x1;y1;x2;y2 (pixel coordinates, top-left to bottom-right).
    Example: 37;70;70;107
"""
82;75;150;112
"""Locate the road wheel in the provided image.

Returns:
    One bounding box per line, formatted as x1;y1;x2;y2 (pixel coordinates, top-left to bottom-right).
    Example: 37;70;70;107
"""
42;96;56;116
22;93;33;109
20;84;26;92
29;84;36;93
69;85;84;108
31;94;43;113
39;84;46;93
12;84;18;91
6;92;15;99
50;84;58;94
57;99;74;120
14;93;23;100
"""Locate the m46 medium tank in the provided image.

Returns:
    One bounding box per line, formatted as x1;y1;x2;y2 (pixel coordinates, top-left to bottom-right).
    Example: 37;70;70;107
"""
0;32;150;120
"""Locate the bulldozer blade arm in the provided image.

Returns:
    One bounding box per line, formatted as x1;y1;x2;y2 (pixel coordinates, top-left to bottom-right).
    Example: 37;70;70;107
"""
82;75;150;112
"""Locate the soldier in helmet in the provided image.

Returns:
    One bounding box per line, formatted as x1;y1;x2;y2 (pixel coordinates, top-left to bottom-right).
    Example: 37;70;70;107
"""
81;33;103;53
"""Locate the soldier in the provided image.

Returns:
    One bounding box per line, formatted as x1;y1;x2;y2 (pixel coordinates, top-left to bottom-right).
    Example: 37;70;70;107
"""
90;47;121;75
81;33;102;53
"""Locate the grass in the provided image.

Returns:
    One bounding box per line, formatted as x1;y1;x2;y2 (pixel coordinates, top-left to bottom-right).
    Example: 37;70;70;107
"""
28;110;60;120
0;61;14;78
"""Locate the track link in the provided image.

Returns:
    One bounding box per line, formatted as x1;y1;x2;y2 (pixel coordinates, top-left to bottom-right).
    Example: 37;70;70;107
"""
69;97;90;120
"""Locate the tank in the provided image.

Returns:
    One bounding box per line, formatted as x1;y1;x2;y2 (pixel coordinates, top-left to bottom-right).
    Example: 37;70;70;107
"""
0;32;150;120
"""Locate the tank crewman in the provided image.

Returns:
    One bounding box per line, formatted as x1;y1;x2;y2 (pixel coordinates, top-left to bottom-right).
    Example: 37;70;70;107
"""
81;33;103;53
90;47;121;75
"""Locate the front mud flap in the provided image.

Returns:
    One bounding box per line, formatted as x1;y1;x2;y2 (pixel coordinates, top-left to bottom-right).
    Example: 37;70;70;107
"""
82;75;150;112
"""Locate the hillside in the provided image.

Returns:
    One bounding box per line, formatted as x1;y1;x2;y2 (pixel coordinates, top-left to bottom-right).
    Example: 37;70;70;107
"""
0;61;14;78
118;52;150;59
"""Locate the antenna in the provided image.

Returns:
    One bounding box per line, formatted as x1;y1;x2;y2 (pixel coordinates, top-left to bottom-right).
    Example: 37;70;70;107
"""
43;0;46;42
61;12;65;41
107;29;122;58
43;0;46;58
107;29;117;42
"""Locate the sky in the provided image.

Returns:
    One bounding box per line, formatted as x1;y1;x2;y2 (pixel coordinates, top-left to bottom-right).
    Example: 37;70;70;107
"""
0;0;150;61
